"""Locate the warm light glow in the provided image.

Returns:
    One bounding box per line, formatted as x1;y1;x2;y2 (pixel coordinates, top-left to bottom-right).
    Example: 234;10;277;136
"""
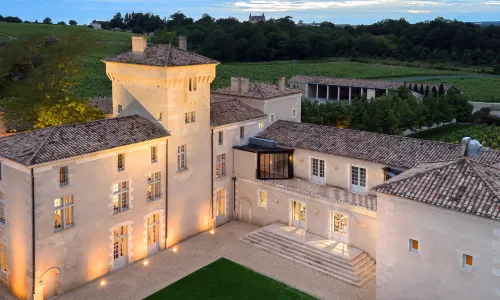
100;279;107;287
143;260;149;266
210;229;215;235
173;246;178;253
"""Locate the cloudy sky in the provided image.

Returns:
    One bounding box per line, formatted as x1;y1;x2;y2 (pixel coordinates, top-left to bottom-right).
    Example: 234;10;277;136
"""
3;0;499;25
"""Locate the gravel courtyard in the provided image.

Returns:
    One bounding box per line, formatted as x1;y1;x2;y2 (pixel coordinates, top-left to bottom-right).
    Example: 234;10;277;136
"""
58;221;375;300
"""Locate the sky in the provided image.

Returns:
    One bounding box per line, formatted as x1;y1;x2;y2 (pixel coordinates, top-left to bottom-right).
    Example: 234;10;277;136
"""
2;0;500;25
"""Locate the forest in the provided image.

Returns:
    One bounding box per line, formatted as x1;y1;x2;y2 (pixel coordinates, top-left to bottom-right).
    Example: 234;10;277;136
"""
1;12;500;69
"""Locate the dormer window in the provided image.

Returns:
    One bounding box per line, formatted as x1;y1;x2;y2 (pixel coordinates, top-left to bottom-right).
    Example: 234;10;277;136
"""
188;78;197;92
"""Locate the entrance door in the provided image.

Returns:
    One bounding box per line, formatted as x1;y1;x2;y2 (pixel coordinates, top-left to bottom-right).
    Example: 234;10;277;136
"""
350;166;367;194
147;214;160;255
331;212;349;244
311;158;325;185
291;201;306;228
42;270;60;300
113;225;128;269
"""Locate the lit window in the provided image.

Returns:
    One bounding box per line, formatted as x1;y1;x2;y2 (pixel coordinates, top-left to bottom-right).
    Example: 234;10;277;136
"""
177;145;186;170
191;111;196;123
258;122;263;130
54;195;74;231
463;254;473;268
113;226;127;262
147;172;161;201
215;154;226;178
59;166;68;186
258;191;267;207
117;154;125;171
292;109;297;117
409;239;419;253
185;111;196;124
332;213;348;235
157;112;162;121
113;181;129;214
147;213;159;246
218;131;224;146
0;192;4;224
239;126;245;140
151;146;158;163
0;243;6;274
215;189;226;216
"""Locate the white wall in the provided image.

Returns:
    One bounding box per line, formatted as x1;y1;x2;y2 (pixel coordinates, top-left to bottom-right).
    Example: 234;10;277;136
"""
376;193;500;300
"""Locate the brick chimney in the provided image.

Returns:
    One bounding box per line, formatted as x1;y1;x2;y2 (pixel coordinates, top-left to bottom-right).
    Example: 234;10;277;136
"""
178;35;187;50
132;36;147;58
278;77;286;92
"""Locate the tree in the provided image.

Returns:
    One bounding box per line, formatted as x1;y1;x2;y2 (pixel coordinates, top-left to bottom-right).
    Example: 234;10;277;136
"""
0;32;104;131
438;84;445;97
432;86;438;97
0;15;4;22
424;85;430;97
43;17;52;24
4;16;22;23
57;21;66;25
69;20;77;25
132;27;144;34
413;84;419;93
419;84;424;95
151;29;176;45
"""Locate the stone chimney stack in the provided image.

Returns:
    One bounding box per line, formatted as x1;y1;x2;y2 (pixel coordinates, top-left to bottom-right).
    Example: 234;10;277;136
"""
132;36;147;58
461;137;471;157
240;78;250;93
231;77;240;92
278;77;286;92
178;35;187;50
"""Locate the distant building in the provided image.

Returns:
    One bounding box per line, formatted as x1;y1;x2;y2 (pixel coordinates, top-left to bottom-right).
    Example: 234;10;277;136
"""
249;13;265;23
90;22;102;29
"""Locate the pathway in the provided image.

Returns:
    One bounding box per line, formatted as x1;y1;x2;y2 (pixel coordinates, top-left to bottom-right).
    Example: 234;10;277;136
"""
58;221;375;300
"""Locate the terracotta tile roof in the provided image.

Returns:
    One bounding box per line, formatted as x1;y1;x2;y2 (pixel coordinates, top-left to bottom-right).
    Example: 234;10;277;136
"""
0;115;169;166
257;120;500;169
212;82;303;99
102;44;219;67
89;98;113;114
373;158;500;220
289;75;453;91
210;99;267;127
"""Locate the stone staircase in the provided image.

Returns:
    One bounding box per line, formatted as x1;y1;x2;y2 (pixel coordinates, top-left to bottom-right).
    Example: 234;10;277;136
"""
241;226;376;287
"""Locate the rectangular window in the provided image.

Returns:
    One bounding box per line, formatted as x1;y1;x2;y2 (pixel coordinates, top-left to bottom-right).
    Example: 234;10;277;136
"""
258;122;263;130
151;146;158;163
147;172;161;201
409;239;419;253
59;166;68;187
215;154;226;179
157;112;162;121
117;154;125;171
113;226;127;260
258;191;267;208
215;189;226;216
332;213;348;235
188;78;197;92
147;214;159;246
185;111;196;124
270;114;275;122
258;152;292;179
0;192;4;224
117;104;123;113
350;166;367;193
239;126;245;140
177;145;186;170
463;254;473;268
54;195;74;231
292;109;297;117
0;243;6;274
113;181;129;214
191;111;196;123
218;131;224;146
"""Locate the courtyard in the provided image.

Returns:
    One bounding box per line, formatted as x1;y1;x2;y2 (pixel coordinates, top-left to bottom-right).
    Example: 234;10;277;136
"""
57;221;375;300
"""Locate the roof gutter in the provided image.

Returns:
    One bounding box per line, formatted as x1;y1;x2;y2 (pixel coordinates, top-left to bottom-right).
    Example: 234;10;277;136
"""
31;168;36;298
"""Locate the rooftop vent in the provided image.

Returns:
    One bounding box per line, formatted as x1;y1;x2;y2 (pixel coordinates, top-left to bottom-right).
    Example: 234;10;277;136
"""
249;137;276;148
461;137;483;157
230;77;250;93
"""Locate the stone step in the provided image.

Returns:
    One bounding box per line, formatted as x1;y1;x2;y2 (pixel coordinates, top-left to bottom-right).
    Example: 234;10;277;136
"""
260;229;368;268
242;235;361;286
254;230;358;274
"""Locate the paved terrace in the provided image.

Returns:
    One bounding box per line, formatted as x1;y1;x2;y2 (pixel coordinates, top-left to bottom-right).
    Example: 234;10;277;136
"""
58;221;375;300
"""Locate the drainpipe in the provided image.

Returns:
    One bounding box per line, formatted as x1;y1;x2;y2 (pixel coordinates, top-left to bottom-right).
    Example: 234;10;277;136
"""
210;129;214;228
232;176;236;215
165;139;169;247
31;168;36;298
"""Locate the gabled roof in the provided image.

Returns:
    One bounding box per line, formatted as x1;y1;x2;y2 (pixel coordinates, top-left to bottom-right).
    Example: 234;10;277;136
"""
212;82;303;100
257;120;500;169
210;99;267;127
0;115;169;166
289;75;454;92
373;158;500;220
102;44;219;67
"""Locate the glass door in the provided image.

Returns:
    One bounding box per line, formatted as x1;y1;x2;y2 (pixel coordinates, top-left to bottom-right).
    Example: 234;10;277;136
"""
147;214;160;255
113;226;128;269
291;200;306;228
311;158;325;185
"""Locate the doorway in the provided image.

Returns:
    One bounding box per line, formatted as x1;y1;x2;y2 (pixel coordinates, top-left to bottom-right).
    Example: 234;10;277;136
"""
147;213;160;255
113;225;128;269
41;268;61;300
291;200;306;229
311;158;325;185
331;212;349;244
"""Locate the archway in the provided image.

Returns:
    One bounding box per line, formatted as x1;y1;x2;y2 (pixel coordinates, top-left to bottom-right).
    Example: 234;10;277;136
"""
40;267;62;299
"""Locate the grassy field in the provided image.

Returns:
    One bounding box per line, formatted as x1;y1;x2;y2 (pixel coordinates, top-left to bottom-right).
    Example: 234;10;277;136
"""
411;77;500;103
145;258;315;299
213;61;466;88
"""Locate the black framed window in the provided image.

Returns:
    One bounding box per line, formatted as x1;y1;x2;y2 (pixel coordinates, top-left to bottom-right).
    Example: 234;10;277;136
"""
257;152;293;179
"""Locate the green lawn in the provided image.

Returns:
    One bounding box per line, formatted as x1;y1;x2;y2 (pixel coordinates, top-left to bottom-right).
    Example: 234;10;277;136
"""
409;123;475;140
411;78;500;103
145;258;316;300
